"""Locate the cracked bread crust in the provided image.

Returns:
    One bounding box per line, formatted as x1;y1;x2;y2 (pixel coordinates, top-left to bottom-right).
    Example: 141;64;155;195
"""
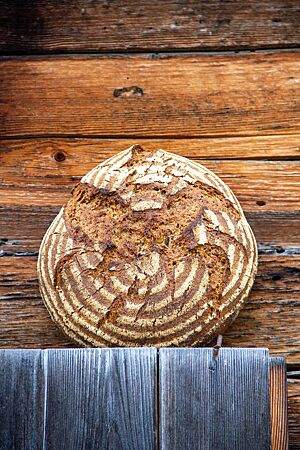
38;144;257;347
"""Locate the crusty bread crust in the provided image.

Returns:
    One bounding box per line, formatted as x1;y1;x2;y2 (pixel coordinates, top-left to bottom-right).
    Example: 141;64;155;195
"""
37;145;257;347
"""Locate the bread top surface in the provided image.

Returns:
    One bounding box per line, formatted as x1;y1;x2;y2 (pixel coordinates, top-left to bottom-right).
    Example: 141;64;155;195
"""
38;145;257;347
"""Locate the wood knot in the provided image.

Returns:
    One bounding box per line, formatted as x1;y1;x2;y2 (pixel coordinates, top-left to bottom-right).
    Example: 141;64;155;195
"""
113;86;144;98
256;200;266;206
54;151;66;162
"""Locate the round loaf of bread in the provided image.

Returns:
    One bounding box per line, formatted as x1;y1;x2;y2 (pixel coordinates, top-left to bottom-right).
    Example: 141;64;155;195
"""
38;145;257;347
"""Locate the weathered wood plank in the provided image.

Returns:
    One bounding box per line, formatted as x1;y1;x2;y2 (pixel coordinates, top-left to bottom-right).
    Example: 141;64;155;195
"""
44;348;156;449
0;349;292;449
159;348;271;450
0;348;156;449
288;377;300;450
1;160;299;210
0;1;299;53
0;349;44;450
0;253;299;360
1;206;299;256
2;136;300;162
0;52;299;137
224;272;300;360
270;357;289;450
1;140;300;210
0;257;76;348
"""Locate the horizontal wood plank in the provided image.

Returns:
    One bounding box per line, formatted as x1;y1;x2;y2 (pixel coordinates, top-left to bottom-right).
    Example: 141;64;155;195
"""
1;138;299;211
1;135;300;163
1;157;298;210
1;158;299;210
0;257;75;348
0;1;299;54
1;206;300;257
0;255;299;362
0;52;299;138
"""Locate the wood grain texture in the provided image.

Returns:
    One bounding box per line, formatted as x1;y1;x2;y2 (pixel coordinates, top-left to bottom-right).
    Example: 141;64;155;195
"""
2;158;299;210
0;1;299;444
270;357;289;450
0;52;300;138
0;0;299;54
0;253;299;359
0;139;298;443
44;348;156;450
0;348;157;450
2;135;300;162
0;349;44;450
0;257;76;348
1;138;299;211
159;348;271;450
0;349;290;450
1;207;300;256
223;254;300;361
288;378;300;450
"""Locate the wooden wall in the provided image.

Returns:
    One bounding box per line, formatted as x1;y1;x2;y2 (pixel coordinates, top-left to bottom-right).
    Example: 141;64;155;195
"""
0;1;299;447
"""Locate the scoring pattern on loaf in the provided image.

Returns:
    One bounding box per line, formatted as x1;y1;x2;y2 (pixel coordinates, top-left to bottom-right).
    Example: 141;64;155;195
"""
38;145;257;347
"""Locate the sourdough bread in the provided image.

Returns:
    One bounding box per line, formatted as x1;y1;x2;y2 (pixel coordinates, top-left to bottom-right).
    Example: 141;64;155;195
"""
38;145;257;347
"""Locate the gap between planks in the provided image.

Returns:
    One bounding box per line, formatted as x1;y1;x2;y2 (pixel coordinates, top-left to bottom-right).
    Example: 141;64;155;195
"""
1;47;300;59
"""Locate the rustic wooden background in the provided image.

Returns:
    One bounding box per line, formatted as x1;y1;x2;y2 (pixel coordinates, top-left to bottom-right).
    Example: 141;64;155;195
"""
0;1;299;447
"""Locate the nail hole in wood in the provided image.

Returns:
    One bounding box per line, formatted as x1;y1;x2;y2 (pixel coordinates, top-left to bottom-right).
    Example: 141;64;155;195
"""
256;200;266;206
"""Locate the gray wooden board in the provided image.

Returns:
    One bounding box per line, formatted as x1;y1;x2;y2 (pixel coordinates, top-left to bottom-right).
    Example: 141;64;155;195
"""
0;348;274;450
159;348;271;450
0;348;156;450
44;348;157;450
0;349;44;450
